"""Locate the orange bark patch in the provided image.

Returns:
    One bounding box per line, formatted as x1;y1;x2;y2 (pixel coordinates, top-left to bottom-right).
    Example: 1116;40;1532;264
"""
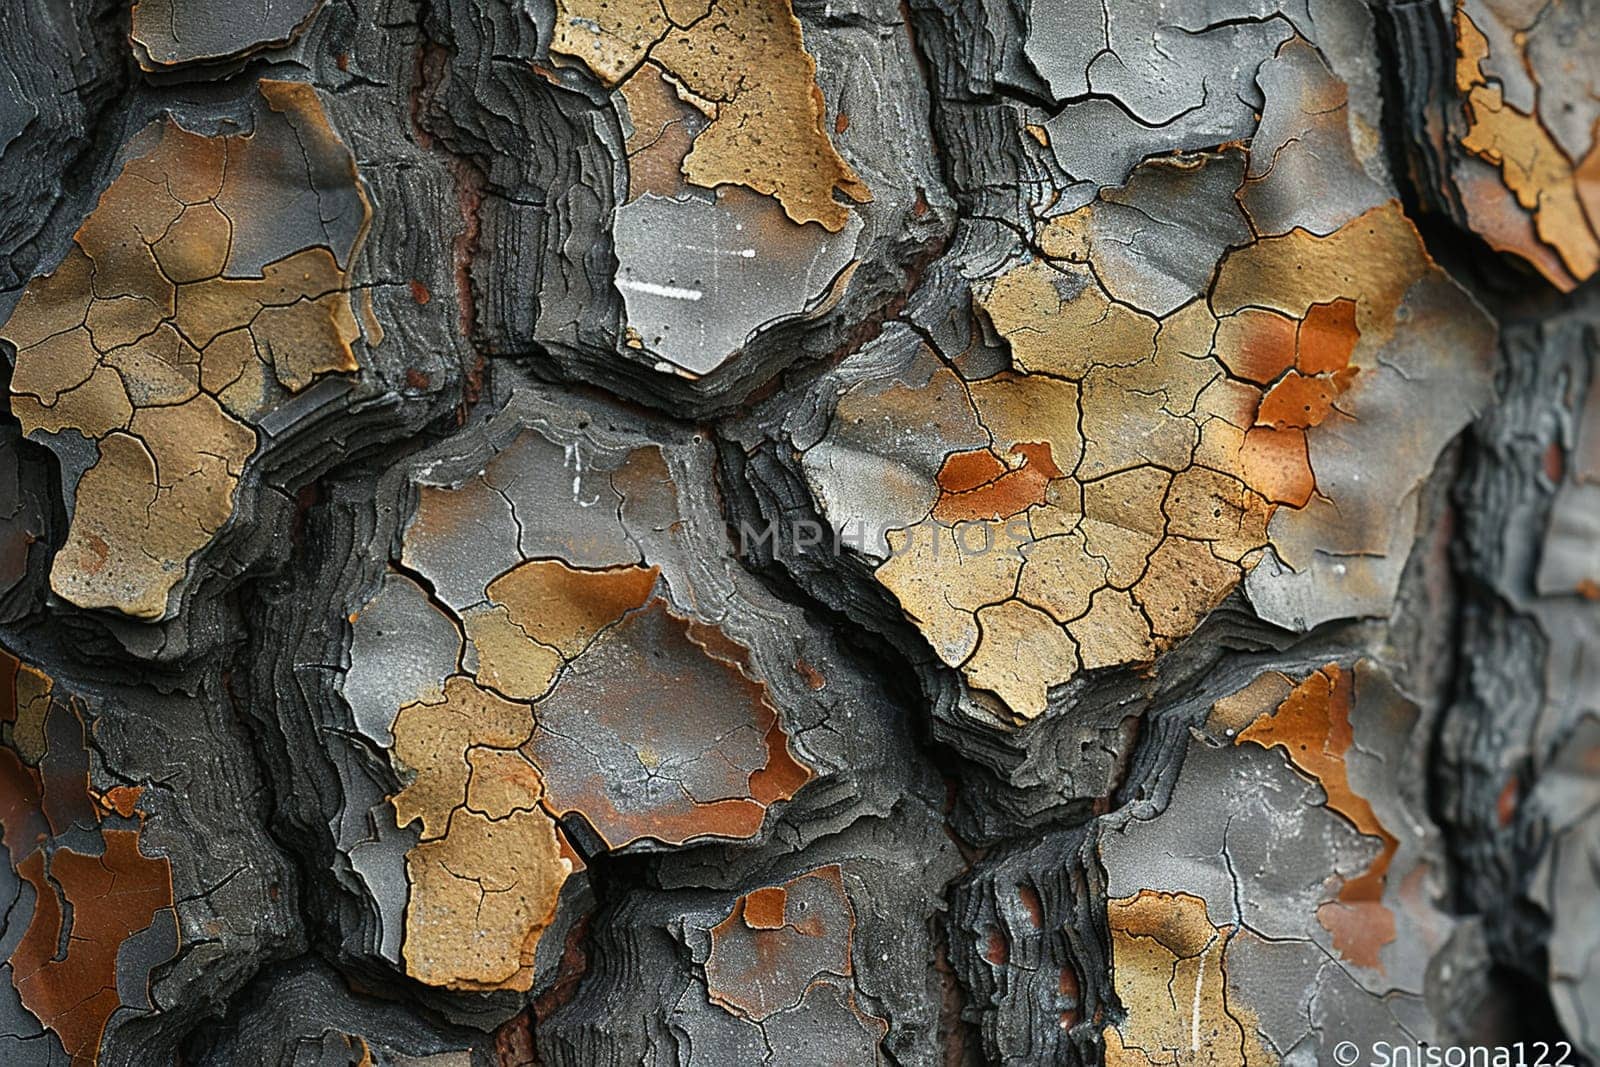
1243;297;1362;434
938;449;1008;493
1497;775;1519;827
747;721;814;806
1240;426;1314;507
1256;370;1351;429
743;886;788;930
98;785;145;820
794;659;826;690
1296;298;1360;374
933;443;1062;523
1058;964;1080;1029
1235;664;1398;971
1544;441;1566;482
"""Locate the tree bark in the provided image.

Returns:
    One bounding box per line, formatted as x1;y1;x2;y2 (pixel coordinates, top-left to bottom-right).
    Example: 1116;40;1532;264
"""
0;0;1596;1064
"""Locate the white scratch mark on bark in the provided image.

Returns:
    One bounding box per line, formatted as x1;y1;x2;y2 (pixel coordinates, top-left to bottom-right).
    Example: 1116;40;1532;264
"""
618;279;704;300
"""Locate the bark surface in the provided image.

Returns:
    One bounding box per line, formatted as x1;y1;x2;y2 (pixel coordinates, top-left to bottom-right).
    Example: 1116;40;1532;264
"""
0;0;1595;1064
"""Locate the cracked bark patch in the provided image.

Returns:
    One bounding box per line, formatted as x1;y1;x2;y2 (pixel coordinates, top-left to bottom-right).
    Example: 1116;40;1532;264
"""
342;391;835;994
388;670;573;992
552;0;870;231
0;79;371;620
726;11;1498;748
1026;2;1297;188
1231;665;1400;971
1099;660;1466;1061
13;833;174;1064
560;0;873;381
467;561;660;701
707;866;861;1018
851;183;1484;722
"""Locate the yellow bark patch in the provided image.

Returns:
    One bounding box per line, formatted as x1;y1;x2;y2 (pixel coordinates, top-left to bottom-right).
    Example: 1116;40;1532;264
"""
1103;891;1272;1067
390;676;572;992
551;0;870;230
0;81;370;619
1451;6;1600;287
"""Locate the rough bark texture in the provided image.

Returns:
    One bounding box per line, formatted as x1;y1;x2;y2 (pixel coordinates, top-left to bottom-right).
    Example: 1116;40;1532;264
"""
0;0;1595;1064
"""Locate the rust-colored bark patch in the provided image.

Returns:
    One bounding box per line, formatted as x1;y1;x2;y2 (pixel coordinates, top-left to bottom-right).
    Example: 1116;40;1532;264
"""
1296;298;1360;374
0;80;371;619
98;785;145;821
1256;370;1351;429
1240;427;1314;508
743;885;788;930
526;598;813;847
933;443;1062;523
705;864;884;1044
13;833;173;1062
0;654;176;1063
